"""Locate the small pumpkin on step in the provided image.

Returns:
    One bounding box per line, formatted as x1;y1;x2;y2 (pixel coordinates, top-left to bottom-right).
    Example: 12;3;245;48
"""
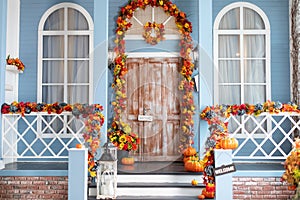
121;157;135;165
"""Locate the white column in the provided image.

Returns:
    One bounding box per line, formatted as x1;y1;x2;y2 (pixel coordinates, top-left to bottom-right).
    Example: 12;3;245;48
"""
93;0;109;156
5;0;20;102
198;0;213;157
68;148;88;200
0;0;8;170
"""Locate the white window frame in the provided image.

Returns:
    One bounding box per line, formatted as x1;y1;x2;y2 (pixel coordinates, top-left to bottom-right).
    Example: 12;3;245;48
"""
213;2;271;104
125;6;180;40
213;2;271;138
37;2;94;104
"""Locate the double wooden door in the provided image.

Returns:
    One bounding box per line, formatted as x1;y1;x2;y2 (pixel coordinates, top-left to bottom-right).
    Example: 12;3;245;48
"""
124;57;182;161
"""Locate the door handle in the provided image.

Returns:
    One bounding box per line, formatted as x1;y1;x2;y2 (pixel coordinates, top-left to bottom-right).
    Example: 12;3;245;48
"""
143;107;151;115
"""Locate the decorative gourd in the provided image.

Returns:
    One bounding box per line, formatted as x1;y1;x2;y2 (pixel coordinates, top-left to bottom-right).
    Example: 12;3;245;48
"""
220;137;238;150
191;179;198;186
183;146;197;157
184;160;204;172
121;157;135;165
76;143;82;149
197;194;205;199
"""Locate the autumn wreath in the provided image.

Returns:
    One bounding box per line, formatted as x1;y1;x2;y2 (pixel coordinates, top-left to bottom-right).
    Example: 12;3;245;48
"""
142;21;165;45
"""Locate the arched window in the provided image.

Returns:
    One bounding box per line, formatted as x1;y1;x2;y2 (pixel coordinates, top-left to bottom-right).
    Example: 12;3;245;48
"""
213;2;270;105
38;3;93;104
125;6;180;40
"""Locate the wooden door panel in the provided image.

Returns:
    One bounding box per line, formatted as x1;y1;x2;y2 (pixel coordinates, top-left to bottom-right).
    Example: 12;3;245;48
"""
125;57;181;161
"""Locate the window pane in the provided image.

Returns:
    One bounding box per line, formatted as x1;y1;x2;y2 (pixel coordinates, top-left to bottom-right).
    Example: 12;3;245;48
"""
43;36;64;58
244;35;265;58
42;86;64;103
68;36;89;58
219;35;240;58
219;85;241;104
44;8;64;30
42;61;64;83
244;60;265;83
219;61;240;83
68;86;89;104
68;61;89;83
244;8;265;29
68;8;88;30
219;8;240;29
244;85;266;104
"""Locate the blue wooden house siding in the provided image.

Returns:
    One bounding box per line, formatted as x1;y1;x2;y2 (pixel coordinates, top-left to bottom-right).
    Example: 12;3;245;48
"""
2;0;291;159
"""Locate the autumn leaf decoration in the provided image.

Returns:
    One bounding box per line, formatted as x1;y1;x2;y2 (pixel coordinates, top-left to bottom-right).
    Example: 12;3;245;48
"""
6;55;25;72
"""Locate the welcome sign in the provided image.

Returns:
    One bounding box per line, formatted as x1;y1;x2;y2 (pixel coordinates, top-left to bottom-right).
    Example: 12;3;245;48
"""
214;164;236;176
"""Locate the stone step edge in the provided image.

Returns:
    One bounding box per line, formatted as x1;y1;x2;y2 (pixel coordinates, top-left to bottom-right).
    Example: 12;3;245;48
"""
88;182;205;188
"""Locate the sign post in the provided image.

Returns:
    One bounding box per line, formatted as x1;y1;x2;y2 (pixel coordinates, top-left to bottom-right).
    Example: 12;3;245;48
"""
214;149;234;200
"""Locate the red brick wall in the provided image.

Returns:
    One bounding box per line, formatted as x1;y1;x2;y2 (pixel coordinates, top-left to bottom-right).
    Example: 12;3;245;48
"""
0;176;68;200
0;176;296;199
233;177;296;200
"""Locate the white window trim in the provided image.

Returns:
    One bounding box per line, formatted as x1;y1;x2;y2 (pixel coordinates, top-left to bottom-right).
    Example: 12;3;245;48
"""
37;2;94;104
213;2;271;104
124;6;180;40
213;2;271;139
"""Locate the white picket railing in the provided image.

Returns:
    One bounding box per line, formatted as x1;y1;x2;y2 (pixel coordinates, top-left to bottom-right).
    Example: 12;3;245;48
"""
1;112;85;161
225;112;300;160
2;112;299;162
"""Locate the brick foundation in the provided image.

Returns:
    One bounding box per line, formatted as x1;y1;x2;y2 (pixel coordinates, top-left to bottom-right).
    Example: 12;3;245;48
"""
0;176;68;200
0;176;296;199
233;177;296;200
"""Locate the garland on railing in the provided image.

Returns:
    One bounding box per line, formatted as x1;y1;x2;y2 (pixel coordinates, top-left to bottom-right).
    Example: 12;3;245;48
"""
199;100;300;199
113;0;195;152
1;101;104;177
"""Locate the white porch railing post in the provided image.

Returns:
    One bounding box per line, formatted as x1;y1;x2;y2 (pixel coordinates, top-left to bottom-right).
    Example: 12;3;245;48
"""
214;149;233;200
68;148;88;200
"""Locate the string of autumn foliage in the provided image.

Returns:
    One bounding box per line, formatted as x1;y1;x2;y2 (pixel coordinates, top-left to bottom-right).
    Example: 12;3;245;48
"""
1;101;104;156
113;0;195;152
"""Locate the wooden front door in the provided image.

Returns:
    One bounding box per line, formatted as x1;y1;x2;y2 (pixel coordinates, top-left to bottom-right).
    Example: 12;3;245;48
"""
124;57;182;161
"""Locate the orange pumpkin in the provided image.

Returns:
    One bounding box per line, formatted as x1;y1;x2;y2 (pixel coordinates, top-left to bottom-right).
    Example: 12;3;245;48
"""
183;146;197;157
184;160;204;172
220;137;238;150
183;155;199;163
76;143;82;149
121;157;135;165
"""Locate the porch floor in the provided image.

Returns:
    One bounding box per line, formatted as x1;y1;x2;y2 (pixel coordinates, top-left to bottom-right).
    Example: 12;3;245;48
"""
1;161;284;173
